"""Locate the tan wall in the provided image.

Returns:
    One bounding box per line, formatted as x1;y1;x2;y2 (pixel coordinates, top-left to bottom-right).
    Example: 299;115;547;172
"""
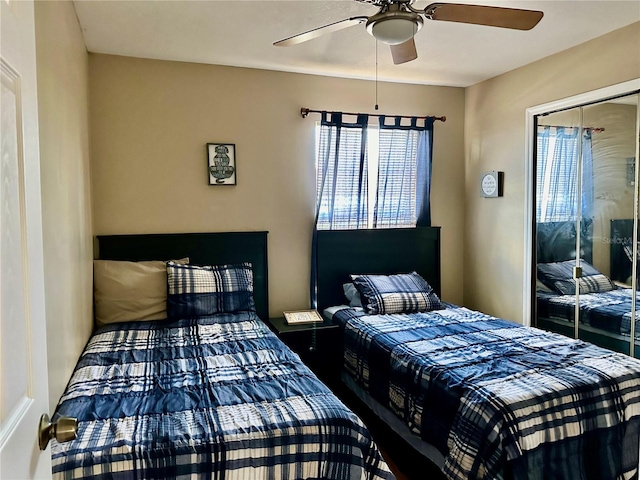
34;0;93;412
464;22;640;323
89;55;466;315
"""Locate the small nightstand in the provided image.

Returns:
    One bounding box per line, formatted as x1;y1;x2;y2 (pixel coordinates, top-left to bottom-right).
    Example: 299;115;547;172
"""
265;315;342;387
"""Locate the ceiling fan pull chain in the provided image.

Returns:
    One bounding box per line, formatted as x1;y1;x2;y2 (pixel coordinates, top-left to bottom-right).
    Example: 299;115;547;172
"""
374;40;379;110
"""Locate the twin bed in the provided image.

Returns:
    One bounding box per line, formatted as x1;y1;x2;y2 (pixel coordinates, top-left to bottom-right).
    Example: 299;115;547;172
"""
51;229;640;479
51;232;393;480
536;287;640;357
316;227;640;479
536;219;640;357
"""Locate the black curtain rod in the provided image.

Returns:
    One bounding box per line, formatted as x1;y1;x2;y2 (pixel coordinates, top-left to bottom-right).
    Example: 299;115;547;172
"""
300;107;446;123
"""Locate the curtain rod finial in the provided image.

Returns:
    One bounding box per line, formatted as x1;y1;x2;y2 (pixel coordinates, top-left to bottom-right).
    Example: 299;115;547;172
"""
301;108;310;118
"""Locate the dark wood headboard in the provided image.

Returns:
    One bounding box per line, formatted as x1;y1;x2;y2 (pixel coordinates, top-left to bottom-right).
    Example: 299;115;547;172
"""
316;227;441;312
610;219;635;283
97;231;269;321
536;219;593;264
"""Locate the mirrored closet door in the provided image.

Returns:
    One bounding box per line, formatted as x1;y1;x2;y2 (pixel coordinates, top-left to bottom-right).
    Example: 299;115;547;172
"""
534;91;640;358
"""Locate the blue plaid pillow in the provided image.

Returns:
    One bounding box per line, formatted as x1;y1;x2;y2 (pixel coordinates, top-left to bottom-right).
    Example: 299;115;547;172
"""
553;274;616;295
166;262;255;317
537;259;615;295
351;272;442;315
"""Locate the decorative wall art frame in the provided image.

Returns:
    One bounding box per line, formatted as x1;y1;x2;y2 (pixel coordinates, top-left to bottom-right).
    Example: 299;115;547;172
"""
207;143;236;185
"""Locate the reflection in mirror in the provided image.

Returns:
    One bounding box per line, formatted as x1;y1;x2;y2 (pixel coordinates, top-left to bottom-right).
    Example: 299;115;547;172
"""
534;92;639;358
584;97;637;287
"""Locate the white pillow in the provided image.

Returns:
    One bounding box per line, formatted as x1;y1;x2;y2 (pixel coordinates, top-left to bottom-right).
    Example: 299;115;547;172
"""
342;282;363;307
94;258;188;326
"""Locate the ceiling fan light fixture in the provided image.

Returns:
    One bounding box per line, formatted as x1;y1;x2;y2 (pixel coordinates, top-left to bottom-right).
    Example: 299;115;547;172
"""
366;11;423;45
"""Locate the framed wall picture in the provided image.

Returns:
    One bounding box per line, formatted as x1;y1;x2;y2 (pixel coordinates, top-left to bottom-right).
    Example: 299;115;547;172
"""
480;170;504;197
207;143;236;185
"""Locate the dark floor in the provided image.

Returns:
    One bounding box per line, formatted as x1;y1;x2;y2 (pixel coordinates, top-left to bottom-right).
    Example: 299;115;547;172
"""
370;419;446;480
332;383;447;480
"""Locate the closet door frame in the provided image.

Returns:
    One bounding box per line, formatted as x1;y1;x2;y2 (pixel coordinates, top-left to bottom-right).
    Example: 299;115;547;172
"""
523;78;640;327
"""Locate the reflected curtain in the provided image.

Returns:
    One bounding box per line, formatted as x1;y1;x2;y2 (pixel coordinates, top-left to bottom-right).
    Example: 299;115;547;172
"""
536;126;594;222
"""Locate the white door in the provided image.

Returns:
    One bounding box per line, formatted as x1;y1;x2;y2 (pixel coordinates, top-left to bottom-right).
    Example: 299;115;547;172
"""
0;0;52;478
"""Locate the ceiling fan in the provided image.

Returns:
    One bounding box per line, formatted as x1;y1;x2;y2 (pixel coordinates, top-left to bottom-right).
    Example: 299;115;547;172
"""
274;0;543;65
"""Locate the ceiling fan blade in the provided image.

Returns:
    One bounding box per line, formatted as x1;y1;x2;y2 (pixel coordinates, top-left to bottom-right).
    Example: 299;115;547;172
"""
425;3;543;30
274;17;368;46
390;38;418;65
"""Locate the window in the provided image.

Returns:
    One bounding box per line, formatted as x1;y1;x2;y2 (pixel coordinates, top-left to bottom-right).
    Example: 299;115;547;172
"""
375;127;422;228
315;121;369;230
315;114;432;230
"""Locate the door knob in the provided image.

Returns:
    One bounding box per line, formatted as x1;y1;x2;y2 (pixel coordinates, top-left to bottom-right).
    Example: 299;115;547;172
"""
38;414;77;450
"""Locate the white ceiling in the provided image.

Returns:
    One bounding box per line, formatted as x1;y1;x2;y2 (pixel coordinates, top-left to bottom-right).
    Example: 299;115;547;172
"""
72;0;640;87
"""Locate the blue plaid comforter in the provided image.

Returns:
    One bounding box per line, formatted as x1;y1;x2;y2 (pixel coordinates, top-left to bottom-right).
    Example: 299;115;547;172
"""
333;306;640;480
52;312;394;480
537;288;640;340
